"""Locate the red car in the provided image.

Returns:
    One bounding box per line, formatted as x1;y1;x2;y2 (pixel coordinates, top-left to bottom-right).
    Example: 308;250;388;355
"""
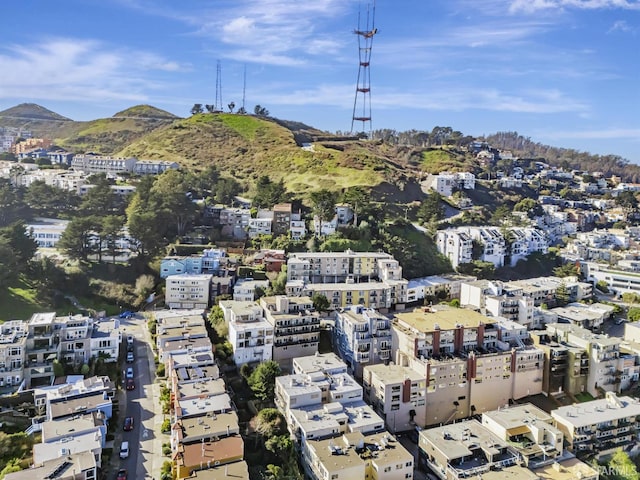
126;378;135;390
123;416;134;431
117;469;127;480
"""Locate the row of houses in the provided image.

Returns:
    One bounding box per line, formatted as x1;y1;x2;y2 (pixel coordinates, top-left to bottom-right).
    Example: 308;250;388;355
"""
436;226;549;269
5;374;116;480
274;352;416;480
154;310;249;480
0;313;121;393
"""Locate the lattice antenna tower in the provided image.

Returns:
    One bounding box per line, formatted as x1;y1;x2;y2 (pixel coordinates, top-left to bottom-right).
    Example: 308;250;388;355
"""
242;64;247;112
215;60;223;111
351;0;377;135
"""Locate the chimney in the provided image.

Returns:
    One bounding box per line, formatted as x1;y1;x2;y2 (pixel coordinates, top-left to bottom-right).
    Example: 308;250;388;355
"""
477;322;485;346
432;327;441;356
454;324;464;352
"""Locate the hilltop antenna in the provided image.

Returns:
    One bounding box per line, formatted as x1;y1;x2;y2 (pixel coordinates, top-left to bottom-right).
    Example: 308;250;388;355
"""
351;0;377;136
242;64;247;113
215;60;223;111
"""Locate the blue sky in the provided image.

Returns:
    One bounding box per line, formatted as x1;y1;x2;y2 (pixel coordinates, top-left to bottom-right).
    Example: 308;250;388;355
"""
1;0;639;162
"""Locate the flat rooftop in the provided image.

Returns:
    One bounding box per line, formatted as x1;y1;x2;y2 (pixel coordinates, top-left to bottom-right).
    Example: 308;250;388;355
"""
174;364;220;382
533;457;599;480
176;411;240;443
546;323;620;347
552;394;640;428
153;310;206;325
483;403;553;430
364;364;424;384
293;352;348;375
177;393;232;418
176;378;226;400
182;460;249;480
49;392;111;419
5;451;96;480
420;419;510;461
394;305;495;332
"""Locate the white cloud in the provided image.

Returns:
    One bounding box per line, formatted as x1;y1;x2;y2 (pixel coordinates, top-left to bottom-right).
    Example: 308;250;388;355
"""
0;38;184;102
256;82;588;115
509;0;640;13
122;0;357;66
608;20;635;33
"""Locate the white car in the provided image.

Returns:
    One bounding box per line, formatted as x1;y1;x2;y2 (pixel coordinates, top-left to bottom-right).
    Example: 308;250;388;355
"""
126;367;134;379
119;441;129;459
126;352;134;363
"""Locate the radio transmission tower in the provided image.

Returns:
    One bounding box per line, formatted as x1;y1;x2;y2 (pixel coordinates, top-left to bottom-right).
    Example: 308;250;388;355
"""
215;60;223;111
351;1;377;135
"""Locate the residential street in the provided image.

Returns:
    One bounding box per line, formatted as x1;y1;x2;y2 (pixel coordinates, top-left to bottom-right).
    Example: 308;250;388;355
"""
113;315;162;480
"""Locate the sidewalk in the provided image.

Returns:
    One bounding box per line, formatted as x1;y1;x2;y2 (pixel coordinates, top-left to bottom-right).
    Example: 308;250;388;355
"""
142;316;164;480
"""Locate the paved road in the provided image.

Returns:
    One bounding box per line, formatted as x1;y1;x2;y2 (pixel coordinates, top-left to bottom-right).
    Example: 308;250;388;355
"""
114;316;161;480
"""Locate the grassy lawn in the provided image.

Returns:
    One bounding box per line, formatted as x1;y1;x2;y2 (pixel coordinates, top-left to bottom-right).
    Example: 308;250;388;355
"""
0;278;52;322
575;392;595;402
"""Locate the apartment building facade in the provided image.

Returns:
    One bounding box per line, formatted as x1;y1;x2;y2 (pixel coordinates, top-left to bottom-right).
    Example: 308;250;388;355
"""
363;364;427;433
165;274;212;309
334;306;392;379
391;307;543;426
552;392;640;458
219;301;273;367
260;296;320;370
0;320;27;393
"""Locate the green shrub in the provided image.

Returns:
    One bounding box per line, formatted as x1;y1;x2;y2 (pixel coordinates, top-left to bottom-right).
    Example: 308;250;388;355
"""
161;418;171;434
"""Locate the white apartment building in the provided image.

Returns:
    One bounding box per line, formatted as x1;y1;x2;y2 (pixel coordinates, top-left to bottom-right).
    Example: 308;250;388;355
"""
261;296;320;370
418;420;529;480
583;261;640;295
165;274;212;309
552;392;640;458
546;322;621;397
220;301;273;367
481;404;564;468
247;211;273;238
424;172;476;197
232;278;270;302
334;306;392;379
71;154;137;174
25;218;70;248
406;274;476;304
302;431;414;480
363;364;426;433
0;321;27;393
437;227;548;269
132;160;179;175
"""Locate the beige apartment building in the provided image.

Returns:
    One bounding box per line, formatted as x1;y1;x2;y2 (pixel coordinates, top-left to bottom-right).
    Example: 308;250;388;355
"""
363;364;426;433
481;404;563;468
286;250;408;310
260;295;320;370
165;274;212;309
302;431;414;480
391;306;543;426
418;419;535;480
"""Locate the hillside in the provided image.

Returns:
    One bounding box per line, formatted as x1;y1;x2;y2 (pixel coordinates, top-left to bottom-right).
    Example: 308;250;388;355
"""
113;104;180;120
0;103;71;121
118;113;410;194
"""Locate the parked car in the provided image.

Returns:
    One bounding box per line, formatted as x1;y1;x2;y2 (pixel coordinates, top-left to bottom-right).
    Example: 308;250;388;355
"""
126;367;134;379
117;469;127;480
616;318;627;325
119;441;129;459
126;378;135;390
126;335;134;351
123;416;134;431
126;351;134;363
119;311;133;319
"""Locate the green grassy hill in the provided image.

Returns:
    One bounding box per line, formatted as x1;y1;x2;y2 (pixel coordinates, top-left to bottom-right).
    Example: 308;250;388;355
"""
0;103;477;196
118;113;408;194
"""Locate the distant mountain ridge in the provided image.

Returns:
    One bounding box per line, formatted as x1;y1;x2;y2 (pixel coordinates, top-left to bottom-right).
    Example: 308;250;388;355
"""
1;103;637;189
0;103;71;122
